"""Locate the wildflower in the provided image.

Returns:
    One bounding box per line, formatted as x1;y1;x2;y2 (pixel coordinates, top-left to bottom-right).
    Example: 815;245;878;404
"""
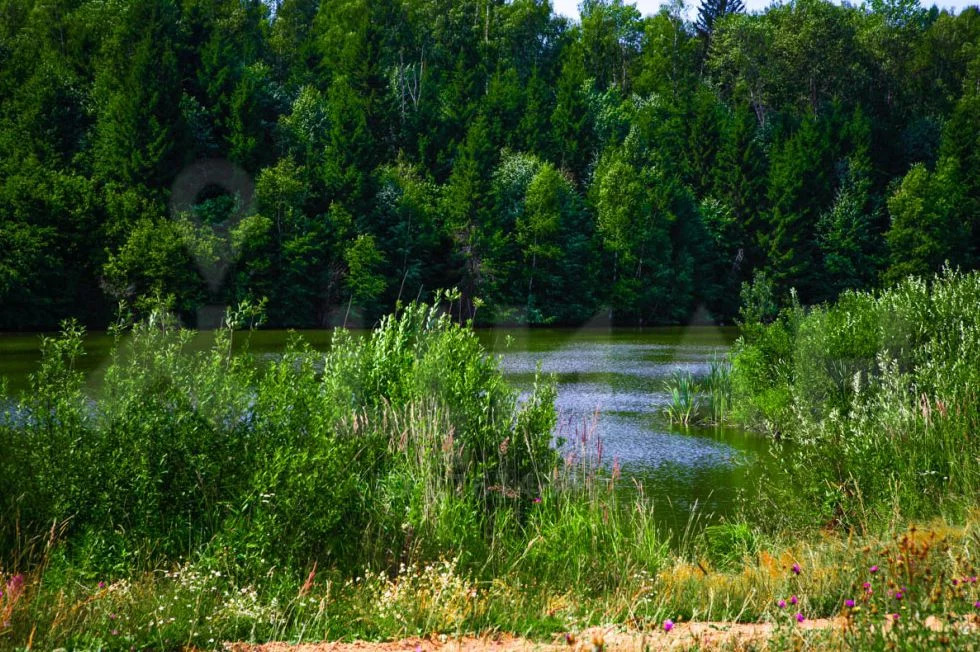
892;613;900;622
532;497;542;504
863;582;871;589
98;581;106;589
894;591;903;600
790;595;798;605
974;601;980;610
870;565;879;574
845;599;855;608
111;630;119;636
792;563;801;575
795;613;804;623
6;575;24;594
663;619;674;632
777;599;786;609
953;578;959;586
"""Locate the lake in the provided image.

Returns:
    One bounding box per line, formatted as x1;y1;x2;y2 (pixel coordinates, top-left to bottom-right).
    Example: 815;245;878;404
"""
0;326;776;533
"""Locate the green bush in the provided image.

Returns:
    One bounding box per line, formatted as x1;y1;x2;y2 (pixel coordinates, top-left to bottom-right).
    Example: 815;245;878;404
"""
730;269;980;527
0;298;557;575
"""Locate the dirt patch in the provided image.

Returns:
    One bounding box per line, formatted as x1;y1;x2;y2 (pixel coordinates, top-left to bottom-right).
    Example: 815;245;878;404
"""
226;619;840;651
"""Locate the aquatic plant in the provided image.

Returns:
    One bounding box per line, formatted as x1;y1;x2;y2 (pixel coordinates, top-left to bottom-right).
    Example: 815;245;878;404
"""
661;359;732;426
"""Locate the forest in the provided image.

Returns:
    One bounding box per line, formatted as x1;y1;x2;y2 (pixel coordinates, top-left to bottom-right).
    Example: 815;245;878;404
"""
2;0;978;329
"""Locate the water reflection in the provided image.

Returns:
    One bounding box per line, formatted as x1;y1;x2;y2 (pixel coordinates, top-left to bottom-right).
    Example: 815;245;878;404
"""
1;325;777;532
479;327;776;530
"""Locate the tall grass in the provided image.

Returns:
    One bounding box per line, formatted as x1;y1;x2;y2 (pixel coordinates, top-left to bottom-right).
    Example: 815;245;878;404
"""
662;360;733;426
2;273;979;648
0;297;561;571
0;296;680;647
730;268;980;529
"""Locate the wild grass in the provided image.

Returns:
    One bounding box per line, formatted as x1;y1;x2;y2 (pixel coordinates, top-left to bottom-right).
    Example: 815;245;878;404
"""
2;272;980;648
0;296;672;648
730;268;980;531
1;517;976;648
662;360;733;426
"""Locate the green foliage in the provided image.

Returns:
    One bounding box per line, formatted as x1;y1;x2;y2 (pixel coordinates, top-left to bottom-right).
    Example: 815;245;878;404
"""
816;155;884;300
885;160;970;286
696;0;745;41
101;217;213;320
701;522;756;570
0;298;559;573
730;269;980;528
1;0;979;327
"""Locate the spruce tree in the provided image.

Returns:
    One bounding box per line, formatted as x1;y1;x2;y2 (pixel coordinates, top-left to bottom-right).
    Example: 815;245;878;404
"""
696;0;745;40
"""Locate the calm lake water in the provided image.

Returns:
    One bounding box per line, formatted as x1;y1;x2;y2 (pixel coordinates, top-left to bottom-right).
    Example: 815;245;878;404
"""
0;326;776;532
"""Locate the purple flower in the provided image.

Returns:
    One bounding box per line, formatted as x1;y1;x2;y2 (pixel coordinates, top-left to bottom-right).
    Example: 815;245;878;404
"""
869;565;879;574
791;563;801;575
974;601;980;610
532;497;542;504
795;613;804;623
663;619;674;633
777;599;787;609
6;575;24;593
98;581;106;589
845;599;855;608
953;578;959;586
790;595;798;605
892;613;900;622
894;591;903;600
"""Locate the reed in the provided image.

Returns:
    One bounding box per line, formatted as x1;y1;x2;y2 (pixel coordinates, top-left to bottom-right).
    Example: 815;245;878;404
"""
661;359;733;426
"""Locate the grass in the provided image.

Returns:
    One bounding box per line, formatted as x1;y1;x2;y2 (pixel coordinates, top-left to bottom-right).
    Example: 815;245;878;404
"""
1;519;978;648
661;359;733;426
730;268;980;530
2;271;980;649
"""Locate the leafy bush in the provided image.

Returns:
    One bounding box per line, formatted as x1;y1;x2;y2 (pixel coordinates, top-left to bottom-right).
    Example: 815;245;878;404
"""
0;298;557;574
730;269;980;527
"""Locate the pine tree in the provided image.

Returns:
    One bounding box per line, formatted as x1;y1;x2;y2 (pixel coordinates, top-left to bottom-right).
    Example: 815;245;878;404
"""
442;115;497;317
551;44;595;181
711;103;767;268
885;160;969;285
695;0;745;40
763;113;835;301
91;0;184;187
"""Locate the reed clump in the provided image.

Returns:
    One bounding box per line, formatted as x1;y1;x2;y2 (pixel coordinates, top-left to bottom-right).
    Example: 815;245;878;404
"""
662;359;733;426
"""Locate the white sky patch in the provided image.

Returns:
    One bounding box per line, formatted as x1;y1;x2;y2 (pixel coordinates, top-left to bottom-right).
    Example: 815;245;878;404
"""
550;0;978;20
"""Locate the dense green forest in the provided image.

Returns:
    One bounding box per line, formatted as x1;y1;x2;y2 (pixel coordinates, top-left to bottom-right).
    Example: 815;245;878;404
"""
1;0;978;329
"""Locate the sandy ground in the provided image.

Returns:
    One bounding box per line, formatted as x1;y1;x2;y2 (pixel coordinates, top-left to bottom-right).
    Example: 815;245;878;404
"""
225;619;841;651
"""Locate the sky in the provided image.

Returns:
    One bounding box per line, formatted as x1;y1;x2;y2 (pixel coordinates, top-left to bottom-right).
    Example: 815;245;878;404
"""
550;0;977;20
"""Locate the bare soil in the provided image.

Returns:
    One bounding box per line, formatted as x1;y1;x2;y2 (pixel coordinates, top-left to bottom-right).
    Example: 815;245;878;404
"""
226;618;840;651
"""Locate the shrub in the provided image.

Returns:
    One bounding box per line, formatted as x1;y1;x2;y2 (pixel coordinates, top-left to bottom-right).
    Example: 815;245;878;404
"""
0;298;557;575
730;269;980;527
